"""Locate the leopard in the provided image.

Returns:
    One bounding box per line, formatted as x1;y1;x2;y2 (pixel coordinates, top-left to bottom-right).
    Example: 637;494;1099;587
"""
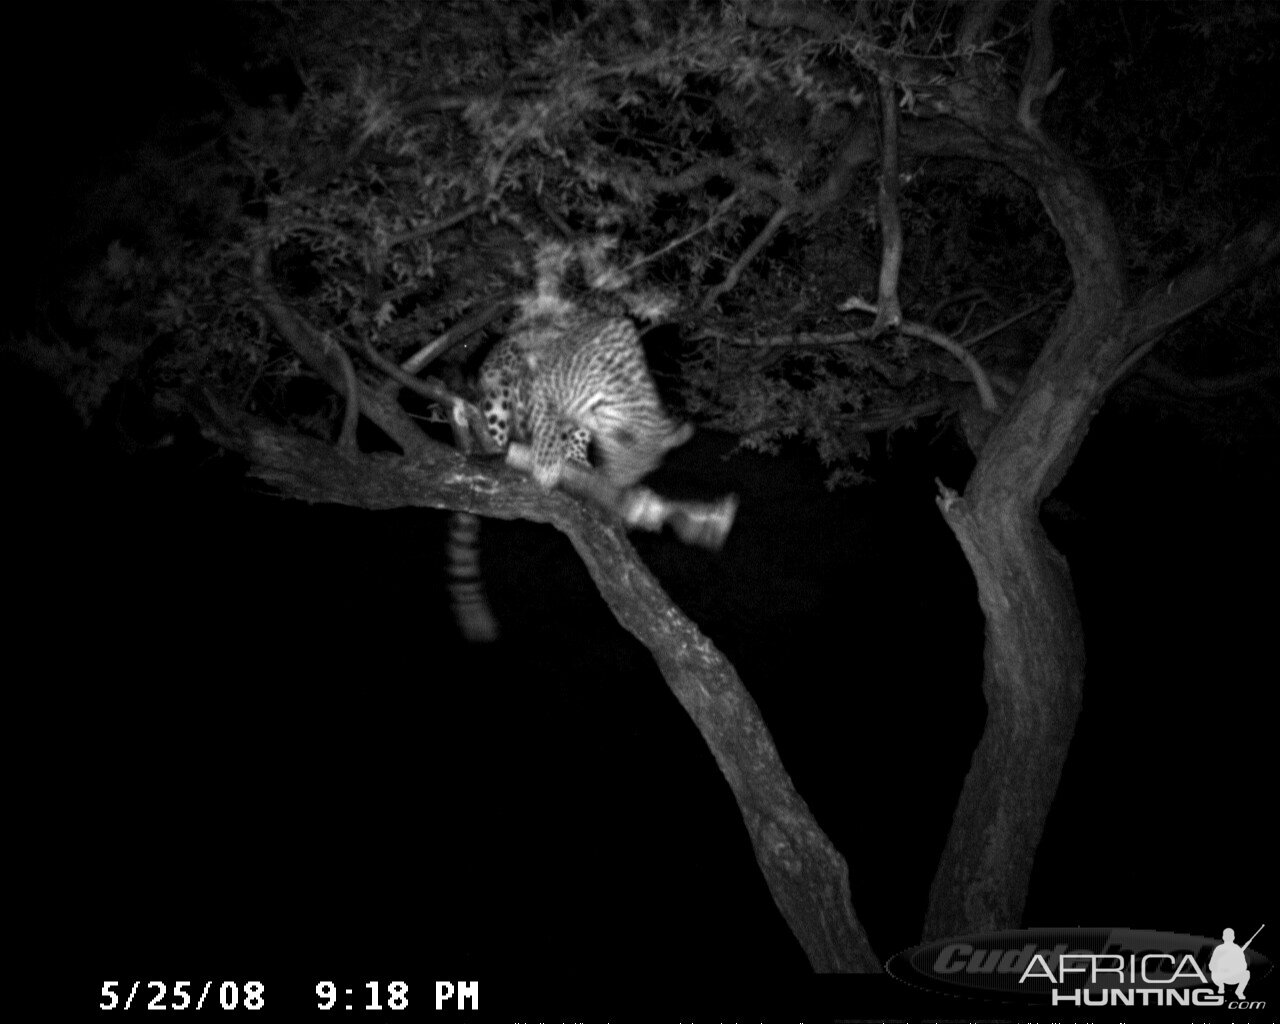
478;309;693;490
448;238;695;642
449;308;693;643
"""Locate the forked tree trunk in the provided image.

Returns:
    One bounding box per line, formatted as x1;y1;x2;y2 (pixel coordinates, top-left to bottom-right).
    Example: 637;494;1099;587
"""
904;5;1279;934
910;126;1128;938
920;187;1279;937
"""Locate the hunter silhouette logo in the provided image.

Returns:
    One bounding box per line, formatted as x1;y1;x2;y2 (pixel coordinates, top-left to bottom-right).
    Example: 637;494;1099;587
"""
1210;924;1263;999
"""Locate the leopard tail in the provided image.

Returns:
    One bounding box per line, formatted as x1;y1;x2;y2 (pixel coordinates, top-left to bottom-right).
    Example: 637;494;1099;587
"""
447;512;499;642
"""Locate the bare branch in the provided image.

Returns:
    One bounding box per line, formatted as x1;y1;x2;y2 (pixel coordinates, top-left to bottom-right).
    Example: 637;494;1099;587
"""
839;298;999;411
385;202;486;248
344;334;501;456
734;399;948;438
636;158;799;207
397;294;515;378
334;337;360;451
354;336;453;406
535;192;574;238
957;0;1006;52
903;323;998;412
873;73;903;333
694;324;903;380
699;204;793;313
1140;357;1280;398
678;121;874;313
742;0;860;38
925;288;996;326
962;288;1067;348
632;121;874;216
625;191;740;276
805;119;878;211
1018;0;1063;136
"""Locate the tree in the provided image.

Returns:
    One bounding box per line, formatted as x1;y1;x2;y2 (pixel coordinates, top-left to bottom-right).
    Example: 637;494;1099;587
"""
20;0;1277;975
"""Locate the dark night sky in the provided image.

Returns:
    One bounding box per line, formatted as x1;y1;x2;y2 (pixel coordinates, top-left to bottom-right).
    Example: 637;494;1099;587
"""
11;2;1275;1014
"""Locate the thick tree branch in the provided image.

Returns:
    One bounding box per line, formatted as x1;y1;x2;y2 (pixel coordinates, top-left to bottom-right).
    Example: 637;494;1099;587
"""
251;237;736;537
202;420;879;973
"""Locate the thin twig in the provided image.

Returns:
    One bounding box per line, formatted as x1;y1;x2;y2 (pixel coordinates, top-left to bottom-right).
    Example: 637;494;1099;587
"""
397;294;515;378
700;204;793;312
332;335;360;450
625;191;740;276
385;202;486;248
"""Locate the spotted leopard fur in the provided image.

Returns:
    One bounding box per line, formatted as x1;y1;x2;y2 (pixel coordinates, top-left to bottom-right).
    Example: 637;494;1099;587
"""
450;238;691;642
479;310;692;490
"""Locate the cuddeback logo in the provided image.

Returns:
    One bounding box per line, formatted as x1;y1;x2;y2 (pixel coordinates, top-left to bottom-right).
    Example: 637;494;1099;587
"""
886;925;1270;1008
